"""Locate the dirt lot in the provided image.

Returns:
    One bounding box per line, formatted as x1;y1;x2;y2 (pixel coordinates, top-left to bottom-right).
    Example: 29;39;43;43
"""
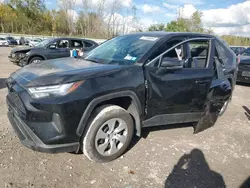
0;47;250;188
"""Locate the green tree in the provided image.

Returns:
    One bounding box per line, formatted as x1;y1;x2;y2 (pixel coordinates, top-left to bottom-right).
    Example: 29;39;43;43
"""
148;24;165;31
150;10;211;34
189;11;204;33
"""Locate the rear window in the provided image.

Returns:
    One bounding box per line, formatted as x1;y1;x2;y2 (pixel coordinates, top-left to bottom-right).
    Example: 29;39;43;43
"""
72;40;83;48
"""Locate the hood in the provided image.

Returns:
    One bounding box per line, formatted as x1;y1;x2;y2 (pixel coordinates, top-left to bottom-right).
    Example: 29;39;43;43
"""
10;57;124;87
11;46;33;53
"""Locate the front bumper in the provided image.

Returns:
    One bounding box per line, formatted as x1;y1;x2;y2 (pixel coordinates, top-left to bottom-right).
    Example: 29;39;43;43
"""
5;79;85;153
7;102;80;153
8;53;28;66
237;70;250;84
8;55;19;64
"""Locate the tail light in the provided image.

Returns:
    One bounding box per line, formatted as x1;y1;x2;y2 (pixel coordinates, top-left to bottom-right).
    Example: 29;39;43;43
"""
237;55;241;64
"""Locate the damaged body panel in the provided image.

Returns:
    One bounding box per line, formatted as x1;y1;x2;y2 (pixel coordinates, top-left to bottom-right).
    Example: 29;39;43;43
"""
6;32;237;161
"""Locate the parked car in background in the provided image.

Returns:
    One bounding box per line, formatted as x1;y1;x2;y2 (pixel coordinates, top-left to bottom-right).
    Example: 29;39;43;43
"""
6;32;237;162
19;37;25;45
230;46;247;56
29;38;43;47
237;47;250;83
14;37;21;45
9;37;98;66
6;36;18;45
0;37;9;46
24;38;30;46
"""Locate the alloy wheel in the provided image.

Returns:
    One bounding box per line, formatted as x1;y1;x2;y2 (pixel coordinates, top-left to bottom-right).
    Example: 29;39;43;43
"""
95;118;128;156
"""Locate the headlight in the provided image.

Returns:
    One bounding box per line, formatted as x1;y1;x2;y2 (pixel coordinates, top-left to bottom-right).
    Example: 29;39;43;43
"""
27;81;84;99
17;53;26;58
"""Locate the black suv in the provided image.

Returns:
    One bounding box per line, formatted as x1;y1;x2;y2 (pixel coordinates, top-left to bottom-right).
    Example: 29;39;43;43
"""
237;47;250;83
8;37;98;67
6;32;237;162
230;46;246;56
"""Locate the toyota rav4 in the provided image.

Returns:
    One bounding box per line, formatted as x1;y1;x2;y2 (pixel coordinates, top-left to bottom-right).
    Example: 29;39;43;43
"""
6;32;237;162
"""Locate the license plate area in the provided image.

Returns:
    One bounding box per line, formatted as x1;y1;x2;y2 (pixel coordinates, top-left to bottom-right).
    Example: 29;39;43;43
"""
242;71;250;77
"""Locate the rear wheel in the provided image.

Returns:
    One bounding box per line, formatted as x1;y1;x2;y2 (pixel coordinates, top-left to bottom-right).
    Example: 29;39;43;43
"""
83;105;134;163
218;100;229;116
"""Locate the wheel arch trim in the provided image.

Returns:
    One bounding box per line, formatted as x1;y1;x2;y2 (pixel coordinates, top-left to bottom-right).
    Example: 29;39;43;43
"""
76;91;143;137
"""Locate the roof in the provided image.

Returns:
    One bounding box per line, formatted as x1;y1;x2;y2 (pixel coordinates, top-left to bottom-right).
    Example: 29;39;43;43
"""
48;37;98;44
123;31;214;38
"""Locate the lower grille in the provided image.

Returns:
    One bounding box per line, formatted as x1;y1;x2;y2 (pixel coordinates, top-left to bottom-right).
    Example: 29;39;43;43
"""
239;64;250;69
7;92;26;117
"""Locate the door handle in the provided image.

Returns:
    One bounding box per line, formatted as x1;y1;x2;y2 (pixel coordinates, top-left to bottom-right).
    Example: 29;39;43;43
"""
195;80;210;84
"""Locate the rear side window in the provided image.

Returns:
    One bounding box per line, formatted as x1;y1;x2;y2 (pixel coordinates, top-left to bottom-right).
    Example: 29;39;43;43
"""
215;40;233;66
72;40;83;48
84;41;93;48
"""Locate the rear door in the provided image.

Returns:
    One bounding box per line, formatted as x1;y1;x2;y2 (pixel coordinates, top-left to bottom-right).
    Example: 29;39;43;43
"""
143;37;215;128
46;39;70;59
194;39;233;133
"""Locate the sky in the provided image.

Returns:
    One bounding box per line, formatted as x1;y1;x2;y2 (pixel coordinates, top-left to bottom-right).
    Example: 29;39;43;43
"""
44;0;250;36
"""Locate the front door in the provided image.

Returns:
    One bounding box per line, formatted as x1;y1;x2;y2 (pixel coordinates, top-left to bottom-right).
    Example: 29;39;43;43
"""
46;39;70;59
143;38;215;127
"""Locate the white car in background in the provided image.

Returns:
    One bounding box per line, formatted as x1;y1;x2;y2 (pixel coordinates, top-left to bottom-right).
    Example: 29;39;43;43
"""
29;38;43;47
0;37;9;46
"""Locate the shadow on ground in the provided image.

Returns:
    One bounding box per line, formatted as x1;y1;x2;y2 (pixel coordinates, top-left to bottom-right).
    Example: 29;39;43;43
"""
165;149;226;188
243;106;250;121
0;78;6;89
240;177;250;188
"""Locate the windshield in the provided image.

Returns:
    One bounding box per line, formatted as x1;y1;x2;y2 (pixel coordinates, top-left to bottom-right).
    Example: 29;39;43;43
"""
6;37;14;40
242;48;250;56
84;35;159;65
35;39;53;47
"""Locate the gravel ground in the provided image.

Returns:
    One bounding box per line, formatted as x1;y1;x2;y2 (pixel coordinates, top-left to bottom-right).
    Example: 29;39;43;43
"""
0;47;250;188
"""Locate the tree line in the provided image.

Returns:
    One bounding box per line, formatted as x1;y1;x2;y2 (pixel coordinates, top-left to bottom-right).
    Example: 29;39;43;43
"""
148;11;250;46
0;0;139;38
1;0;250;46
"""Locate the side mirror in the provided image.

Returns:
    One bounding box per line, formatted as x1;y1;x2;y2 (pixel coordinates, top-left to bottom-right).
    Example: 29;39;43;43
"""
161;57;184;69
49;45;56;49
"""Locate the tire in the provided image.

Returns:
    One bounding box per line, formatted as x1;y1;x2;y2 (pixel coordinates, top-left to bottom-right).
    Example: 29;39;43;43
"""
83;105;134;163
218;100;229;116
29;56;43;64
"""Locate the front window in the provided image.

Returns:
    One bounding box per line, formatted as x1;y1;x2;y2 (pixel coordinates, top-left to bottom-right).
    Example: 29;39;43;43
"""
84;35;160;65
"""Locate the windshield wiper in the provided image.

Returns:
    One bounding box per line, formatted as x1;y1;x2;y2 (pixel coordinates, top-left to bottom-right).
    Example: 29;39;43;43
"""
85;58;100;64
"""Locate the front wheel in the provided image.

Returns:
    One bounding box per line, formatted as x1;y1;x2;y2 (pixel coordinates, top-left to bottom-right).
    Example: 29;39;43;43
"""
29;57;43;64
83;105;134;163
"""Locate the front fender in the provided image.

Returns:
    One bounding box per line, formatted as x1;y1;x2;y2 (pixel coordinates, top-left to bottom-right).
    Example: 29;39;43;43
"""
76;90;142;137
